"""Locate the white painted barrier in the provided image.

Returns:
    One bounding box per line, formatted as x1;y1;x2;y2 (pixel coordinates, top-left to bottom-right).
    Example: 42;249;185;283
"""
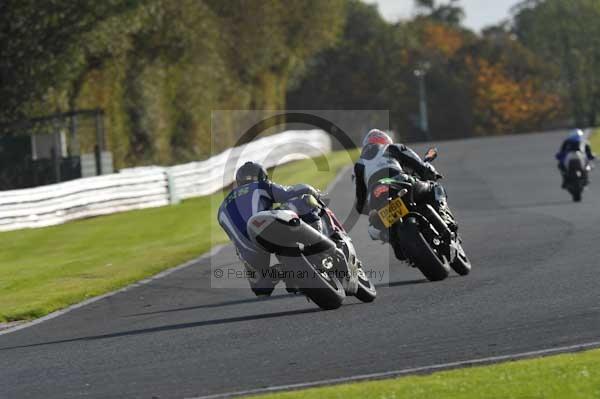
0;130;331;232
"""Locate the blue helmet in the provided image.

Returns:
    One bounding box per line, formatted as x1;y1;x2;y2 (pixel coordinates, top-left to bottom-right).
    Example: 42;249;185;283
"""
568;129;585;141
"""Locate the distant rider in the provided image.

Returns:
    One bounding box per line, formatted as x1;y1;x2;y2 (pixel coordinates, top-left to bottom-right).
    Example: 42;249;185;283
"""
218;161;322;296
353;129;456;248
555;129;596;187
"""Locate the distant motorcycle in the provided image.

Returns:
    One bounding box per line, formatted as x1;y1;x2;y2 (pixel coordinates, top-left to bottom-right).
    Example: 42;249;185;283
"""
247;193;376;310
367;148;471;281
563;151;593;202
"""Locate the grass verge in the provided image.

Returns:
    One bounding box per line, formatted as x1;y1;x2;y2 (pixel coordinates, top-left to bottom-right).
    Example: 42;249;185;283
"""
0;149;358;322
250;348;600;399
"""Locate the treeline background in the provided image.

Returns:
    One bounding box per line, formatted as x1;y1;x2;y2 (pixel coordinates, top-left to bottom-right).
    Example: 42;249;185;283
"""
1;0;598;168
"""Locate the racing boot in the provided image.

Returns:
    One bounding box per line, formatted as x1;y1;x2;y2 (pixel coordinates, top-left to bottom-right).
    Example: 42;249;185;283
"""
559;165;568;188
244;261;277;297
368;225;383;241
368;210;389;242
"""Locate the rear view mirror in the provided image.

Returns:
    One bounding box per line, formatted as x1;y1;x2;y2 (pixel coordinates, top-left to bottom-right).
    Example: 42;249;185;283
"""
424;147;438;162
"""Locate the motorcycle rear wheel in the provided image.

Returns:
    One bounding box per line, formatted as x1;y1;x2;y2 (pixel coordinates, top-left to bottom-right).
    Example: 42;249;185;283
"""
399;218;450;282
567;161;585;202
302;273;346;310
354;263;377;303
279;254;346;310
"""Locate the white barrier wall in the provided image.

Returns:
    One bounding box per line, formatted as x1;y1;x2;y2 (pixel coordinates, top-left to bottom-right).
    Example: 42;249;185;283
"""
0;130;331;232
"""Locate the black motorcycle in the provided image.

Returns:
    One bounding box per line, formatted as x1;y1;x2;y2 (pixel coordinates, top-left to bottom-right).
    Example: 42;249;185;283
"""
367;148;471;281
563;151;593;202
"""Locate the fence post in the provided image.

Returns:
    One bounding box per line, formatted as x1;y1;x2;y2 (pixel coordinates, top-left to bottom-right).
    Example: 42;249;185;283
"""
165;169;180;205
94;144;102;175
94;109;104;175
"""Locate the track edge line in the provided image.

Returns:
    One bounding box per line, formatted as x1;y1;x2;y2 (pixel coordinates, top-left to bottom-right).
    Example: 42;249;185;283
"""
190;340;600;399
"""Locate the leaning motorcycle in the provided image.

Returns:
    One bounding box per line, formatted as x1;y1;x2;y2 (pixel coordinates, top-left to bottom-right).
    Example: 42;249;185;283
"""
367;148;471;282
247;193;376;310
563;151;593;202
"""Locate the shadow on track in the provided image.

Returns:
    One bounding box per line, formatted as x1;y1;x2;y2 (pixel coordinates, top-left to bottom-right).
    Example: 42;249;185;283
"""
0;308;321;352
511;199;574;209
124;293;297;317
128;278;449;318
385;279;428;288
377;276;460;289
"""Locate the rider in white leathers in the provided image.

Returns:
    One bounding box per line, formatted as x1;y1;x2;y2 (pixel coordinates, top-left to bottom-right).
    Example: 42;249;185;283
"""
353;129;456;245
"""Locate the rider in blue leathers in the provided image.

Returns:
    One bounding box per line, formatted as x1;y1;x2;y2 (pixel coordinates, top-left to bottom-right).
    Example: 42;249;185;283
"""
556;129;596;187
218;161;321;296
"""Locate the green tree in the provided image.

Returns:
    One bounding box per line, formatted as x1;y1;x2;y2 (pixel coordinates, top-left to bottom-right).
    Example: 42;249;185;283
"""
415;0;465;26
288;1;392;108
0;0;147;122
513;0;600;126
1;0;345;167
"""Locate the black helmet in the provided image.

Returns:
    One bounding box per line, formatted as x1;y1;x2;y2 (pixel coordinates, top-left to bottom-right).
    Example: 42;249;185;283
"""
235;161;268;186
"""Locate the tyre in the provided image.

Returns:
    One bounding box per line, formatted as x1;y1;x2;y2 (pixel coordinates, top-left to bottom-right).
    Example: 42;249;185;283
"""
354;263;377;303
302;274;346;310
567;160;584;202
450;239;471;276
288;254;346;310
399;218;450;282
567;183;583;202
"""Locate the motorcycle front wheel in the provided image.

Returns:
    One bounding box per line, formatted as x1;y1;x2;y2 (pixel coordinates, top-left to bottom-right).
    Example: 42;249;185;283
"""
450;239;471;276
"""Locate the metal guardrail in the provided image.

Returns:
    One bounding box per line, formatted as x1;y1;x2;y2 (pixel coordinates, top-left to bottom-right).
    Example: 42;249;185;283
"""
0;130;332;232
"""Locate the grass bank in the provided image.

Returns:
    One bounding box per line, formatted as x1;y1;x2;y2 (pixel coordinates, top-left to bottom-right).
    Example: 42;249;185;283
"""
0;149;358;322
251;348;600;399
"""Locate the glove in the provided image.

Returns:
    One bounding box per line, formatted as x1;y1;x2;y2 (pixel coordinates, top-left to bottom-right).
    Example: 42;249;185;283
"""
423;163;441;181
290;183;320;199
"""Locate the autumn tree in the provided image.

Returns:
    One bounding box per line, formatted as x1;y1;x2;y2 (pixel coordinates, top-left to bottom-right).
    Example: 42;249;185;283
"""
290;1;565;140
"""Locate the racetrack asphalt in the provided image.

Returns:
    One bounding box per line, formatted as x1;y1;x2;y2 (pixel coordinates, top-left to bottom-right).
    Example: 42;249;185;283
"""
1;131;599;399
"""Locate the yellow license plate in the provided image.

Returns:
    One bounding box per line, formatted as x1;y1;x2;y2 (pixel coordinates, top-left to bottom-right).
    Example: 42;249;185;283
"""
378;197;410;228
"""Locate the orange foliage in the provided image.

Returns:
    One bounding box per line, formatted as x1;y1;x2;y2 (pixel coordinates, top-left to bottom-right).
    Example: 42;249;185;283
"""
467;57;562;135
422;22;464;58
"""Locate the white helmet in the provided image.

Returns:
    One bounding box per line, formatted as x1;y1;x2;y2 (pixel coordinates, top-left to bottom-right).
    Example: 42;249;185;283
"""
362;129;393;147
